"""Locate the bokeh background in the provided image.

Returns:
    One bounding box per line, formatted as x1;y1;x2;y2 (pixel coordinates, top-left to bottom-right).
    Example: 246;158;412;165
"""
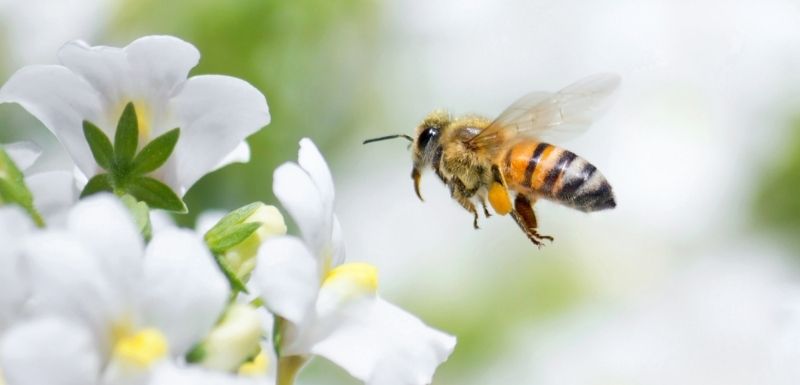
2;0;800;383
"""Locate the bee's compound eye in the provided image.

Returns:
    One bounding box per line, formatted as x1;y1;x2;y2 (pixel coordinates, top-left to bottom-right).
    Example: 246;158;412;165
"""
418;127;439;149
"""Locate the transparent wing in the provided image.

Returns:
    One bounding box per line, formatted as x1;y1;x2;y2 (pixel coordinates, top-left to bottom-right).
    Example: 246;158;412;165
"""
467;73;621;153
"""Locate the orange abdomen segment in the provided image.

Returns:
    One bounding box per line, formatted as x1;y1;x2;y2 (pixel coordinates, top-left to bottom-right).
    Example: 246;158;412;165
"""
500;140;616;212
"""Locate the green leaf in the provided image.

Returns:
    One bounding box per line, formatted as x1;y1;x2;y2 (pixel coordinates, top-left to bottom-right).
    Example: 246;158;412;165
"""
82;121;113;170
0;148;44;227
130;128;180;175
185;344;206;363
114;102;139;166
206;222;261;254
204;202;264;242
80;173;113;198
120;194;152;241
214;254;249;293
126;176;187;213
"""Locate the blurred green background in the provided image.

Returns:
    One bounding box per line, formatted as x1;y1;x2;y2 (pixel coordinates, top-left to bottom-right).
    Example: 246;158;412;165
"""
2;0;800;384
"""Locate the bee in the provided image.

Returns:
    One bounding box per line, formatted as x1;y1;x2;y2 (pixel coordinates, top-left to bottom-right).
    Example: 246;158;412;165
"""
364;74;619;247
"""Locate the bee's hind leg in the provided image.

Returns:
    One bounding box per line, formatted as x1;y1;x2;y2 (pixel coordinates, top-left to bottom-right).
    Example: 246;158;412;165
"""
510;195;554;247
450;179;480;229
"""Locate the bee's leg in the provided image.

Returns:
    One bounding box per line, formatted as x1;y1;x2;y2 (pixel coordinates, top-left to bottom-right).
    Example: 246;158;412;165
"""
510;194;554;247
450;179;480;229
477;195;492;218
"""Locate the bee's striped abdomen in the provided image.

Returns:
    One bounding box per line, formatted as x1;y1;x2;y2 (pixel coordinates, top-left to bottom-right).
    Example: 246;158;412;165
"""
502;141;615;212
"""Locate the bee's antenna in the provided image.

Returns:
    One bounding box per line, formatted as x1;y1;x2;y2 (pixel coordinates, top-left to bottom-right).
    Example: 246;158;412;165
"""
363;134;414;145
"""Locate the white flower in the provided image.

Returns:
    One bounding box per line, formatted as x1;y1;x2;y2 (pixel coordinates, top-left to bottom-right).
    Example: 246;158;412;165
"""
0;35;269;196
3;141;78;224
17;194;229;383
0;206;35;331
252;138;455;385
0;317;265;385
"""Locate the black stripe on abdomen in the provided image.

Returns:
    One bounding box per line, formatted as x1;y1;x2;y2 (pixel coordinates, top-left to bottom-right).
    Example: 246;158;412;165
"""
558;163;595;200
523;143;550;187
542;151;577;196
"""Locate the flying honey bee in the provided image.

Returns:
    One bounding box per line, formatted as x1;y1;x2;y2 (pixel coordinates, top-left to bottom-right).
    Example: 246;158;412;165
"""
364;74;619;247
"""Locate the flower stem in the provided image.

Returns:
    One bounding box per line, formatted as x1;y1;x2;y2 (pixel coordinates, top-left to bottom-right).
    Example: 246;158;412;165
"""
277;356;309;385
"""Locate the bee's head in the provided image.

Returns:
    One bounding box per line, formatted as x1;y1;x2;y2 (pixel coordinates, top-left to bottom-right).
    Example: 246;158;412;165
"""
411;110;449;169
410;110;450;201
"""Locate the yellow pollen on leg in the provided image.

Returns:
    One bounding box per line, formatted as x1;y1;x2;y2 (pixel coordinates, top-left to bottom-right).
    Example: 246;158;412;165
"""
112;328;168;368
323;262;379;295
488;182;512;215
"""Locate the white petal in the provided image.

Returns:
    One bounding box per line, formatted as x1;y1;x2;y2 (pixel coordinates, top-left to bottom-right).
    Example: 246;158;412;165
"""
252;236;319;326
124;35;200;103
0;207;33;331
57;40;127;113
310;298;456;385
272;163;327;256
0;64;103;175
141;228;229;355
330;215;346;267
297;138;334;218
23;231;123;352
67;194;144;300
168;75;269;194
1;317;100;385
25;170;78;223
4;141;41;170
211;141;251;172
148;363;260;385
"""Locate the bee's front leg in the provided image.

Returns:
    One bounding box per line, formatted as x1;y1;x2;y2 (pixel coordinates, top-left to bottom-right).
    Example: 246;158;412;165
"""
449;179;480;229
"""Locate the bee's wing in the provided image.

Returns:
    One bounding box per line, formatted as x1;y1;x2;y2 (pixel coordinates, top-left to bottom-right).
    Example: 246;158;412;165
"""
467;74;621;152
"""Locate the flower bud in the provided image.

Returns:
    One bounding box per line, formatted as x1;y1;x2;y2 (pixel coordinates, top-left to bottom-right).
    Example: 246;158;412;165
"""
198;304;264;371
205;202;286;282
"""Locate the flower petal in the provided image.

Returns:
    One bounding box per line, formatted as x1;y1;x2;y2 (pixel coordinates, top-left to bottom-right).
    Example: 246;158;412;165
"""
148;363;261;385
124;35;200;103
23;231;123;352
141;228;229;355
252;236;319;326
4;141;41;170
167;75;269;194
211;141;251;172
1;317;100;385
309;297;456;385
297;138;334;218
0;64;103;175
67;194;144;299
25;170;78;224
0;207;33;331
272;162;327;256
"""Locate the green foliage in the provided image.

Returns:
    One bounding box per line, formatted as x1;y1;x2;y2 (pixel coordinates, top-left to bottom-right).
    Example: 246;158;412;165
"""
83;121;114;170
80;174;113;198
120;194;153;241
206;222;261;255
131;128;180;175
114;102;139;166
754;118;800;240
0;147;44;226
126;176;187;212
81;104;186;212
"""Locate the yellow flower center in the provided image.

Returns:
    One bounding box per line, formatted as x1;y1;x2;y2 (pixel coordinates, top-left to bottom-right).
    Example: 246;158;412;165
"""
112;328;168;368
323;262;379;295
238;351;269;376
114;100;152;143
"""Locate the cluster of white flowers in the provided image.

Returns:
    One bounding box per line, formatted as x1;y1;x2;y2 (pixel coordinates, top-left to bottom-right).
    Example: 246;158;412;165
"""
0;36;455;385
